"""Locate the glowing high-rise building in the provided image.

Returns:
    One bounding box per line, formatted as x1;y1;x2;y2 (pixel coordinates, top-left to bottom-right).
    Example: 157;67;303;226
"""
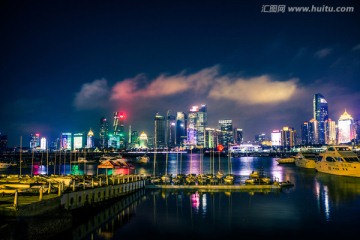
219;119;233;147
166;111;176;148
30;133;40;149
308;118;318;145
281;126;296;150
154;113;166;149
40;137;47;150
86;129;94;148
313;93;329;144
234;128;243;145
113;112;126;149
73;133;84;149
187;104;207;147
301;121;309;145
175;112;187;147
139;132;148;148
271;130;281;147
99;117;109;149
338;110;355;144
61;132;72;150
325;118;336;145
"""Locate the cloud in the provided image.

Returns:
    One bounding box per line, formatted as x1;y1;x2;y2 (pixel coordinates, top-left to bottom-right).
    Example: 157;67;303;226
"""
314;48;332;59
111;66;298;106
208;75;298;105
111;66;218;100
73;79;110;110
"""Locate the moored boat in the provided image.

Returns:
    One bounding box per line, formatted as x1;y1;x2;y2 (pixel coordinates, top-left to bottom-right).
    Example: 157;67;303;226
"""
294;152;317;169
136;155;150;164
0;162;12;169
276;156;296;164
315;145;360;177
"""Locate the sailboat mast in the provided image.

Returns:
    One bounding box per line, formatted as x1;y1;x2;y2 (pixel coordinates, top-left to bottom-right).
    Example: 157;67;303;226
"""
46;148;49;175
19;136;22;177
31;149;34;177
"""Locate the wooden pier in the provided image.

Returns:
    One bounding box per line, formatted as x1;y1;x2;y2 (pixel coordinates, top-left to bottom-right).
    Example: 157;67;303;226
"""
1;173;293;218
0;174;146;217
146;182;282;192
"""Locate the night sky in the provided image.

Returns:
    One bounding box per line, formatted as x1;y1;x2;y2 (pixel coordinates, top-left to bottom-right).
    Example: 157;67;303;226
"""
1;0;359;147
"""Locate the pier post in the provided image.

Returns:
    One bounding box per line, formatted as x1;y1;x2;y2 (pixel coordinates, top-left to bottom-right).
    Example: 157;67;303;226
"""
99;178;102;187
83;179;86;190
92;178;94;188
58;183;61;196
13;190;18;209
39;186;43;201
48;182;51;194
106;176;109;185
73;181;76;191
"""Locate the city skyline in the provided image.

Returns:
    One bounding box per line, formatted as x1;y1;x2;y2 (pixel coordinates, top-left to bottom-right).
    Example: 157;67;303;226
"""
1;0;359;146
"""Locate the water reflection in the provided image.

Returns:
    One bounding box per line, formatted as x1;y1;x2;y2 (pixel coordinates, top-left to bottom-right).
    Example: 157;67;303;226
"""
2;154;360;239
72;190;145;240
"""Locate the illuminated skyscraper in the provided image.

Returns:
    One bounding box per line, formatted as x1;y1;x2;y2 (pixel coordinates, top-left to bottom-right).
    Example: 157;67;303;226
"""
308;118;318;145
313;93;329;144
139;131;148;148
61;132;72;150
87;129;94;148
30;133;40;149
281;126;296;150
338;110;355;144
234;128;243;145
196;105;207;147
154;113;166;149
175;112;187;147
166;110;176;148
271;130;281;147
40;137;47;150
73;133;84;149
301;121;309;145
187;104;207;147
205;128;220;148
325;118;336;144
130;130;138;148
99;117;109;149
219;119;233;147
113;112;126;149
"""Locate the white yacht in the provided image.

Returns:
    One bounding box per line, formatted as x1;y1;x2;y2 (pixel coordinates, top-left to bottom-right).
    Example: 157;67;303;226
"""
294;152;319;169
0;162;12;169
315;145;360;177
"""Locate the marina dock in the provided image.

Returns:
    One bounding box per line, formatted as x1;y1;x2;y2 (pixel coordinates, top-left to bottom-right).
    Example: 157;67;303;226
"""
0;174;146;217
1;172;293;218
146;183;282;192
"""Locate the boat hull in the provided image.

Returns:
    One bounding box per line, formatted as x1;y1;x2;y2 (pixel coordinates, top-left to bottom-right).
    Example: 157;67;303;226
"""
315;162;360;177
276;157;295;164
295;158;316;169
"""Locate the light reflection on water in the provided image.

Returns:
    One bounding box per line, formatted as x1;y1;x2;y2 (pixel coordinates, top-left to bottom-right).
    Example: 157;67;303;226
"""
2;154;360;239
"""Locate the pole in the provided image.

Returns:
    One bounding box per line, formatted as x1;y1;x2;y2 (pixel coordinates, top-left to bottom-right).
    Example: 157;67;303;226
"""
39;186;43;201
63;150;66;175
31;149;34;177
14;190;18;208
46;148;49;175
19;136;22;177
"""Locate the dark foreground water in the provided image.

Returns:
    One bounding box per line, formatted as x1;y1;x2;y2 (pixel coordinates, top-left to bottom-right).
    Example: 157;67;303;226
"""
1;153;360;239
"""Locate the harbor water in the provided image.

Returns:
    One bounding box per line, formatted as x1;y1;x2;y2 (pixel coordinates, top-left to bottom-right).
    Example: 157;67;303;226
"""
1;152;360;239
